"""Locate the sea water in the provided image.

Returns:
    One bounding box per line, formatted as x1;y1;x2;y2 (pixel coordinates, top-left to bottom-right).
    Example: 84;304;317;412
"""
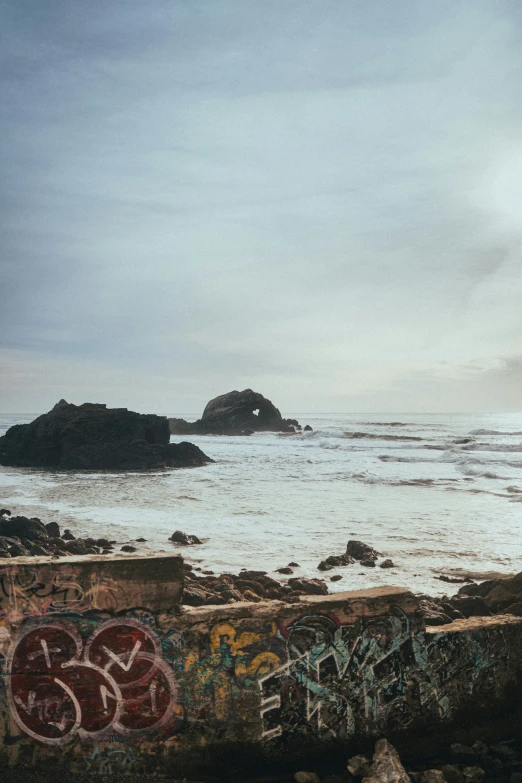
1;411;521;596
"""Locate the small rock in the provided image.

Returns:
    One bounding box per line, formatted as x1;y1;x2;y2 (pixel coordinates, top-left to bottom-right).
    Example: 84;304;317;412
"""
442;765;463;783
242;589;262;603
29;544;50;556
277;567;293;574
294;772;320;783
418;772;446;783
318;560;334;571
121;545;137;552
169;530;202;545
361;559;376;567
347;754;371;777
135;537;147;542
287;577;328;595
325;553;355;567
346;539;378;561
288;561;300;567
8;543;27;557
490;744;517;763
304;425;313;431
62;529;75;540
380;559;395;568
0;509;11;517
461;767;485;783
363;739;410;783
96;538;111;548
330;574;342;582
45;521;60;538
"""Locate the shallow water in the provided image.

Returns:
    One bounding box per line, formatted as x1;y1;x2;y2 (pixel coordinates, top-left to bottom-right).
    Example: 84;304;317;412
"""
1;411;521;596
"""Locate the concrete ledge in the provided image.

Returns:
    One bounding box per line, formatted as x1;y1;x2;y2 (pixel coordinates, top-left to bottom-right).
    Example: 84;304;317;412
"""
0;552;183;620
426;614;522;633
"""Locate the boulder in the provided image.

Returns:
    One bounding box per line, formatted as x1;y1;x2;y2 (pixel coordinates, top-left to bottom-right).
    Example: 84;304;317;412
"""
304;425;313;432
0;401;212;470
169;530;202;546
169;389;299;435
419;597;453;626
380;559;395;568
45;521;60;538
0;515;48;542
362;739;410;783
325;554;355;567
449;595;492;618
288;577;328;596
346;540;378;561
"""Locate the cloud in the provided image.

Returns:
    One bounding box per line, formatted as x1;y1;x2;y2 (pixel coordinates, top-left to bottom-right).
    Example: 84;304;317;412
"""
1;0;522;411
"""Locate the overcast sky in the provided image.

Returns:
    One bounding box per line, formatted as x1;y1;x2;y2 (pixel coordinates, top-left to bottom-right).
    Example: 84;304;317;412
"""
1;0;522;414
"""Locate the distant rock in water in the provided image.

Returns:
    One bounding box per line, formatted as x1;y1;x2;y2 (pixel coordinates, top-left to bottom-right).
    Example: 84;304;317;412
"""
0;401;213;470
169;388;300;435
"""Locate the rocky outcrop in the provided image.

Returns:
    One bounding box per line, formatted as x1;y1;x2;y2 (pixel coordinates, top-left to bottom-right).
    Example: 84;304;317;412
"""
0;401;212;470
169;388;300;435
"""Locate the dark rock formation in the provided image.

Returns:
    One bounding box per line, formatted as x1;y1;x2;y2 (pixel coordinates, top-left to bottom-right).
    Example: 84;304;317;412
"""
169;388;300;435
380;559;395;568
0;401;212;470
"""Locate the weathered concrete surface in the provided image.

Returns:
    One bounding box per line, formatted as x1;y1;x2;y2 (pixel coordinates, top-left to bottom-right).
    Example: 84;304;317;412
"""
0;553;184;620
1;560;522;779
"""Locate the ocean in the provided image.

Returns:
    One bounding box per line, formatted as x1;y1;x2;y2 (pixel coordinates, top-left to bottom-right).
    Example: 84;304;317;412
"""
1;411;521;596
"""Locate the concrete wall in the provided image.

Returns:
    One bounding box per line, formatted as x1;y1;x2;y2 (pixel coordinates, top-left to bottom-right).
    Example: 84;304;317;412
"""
0;554;521;777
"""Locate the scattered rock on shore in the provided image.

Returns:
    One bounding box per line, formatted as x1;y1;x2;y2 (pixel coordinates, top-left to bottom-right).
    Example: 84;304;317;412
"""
346;539;379;561
169;530;202;546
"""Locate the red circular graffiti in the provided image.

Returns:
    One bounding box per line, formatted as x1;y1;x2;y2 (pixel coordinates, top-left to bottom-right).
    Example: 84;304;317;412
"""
7;619;177;745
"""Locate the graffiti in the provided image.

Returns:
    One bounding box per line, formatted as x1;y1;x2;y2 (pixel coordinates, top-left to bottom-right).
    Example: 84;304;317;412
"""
84;745;136;775
0;568;141;620
6;618;178;745
259;607;423;741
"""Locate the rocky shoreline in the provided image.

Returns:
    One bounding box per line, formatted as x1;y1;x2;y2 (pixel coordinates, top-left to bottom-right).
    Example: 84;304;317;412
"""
1;508;521;622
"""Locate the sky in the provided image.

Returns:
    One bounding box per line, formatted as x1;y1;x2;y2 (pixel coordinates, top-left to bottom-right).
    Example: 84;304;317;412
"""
1;0;522;414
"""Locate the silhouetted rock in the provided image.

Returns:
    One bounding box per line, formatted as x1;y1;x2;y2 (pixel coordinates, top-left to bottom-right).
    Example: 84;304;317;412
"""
0;401;212;470
380;559;395;568
169;388;299;435
304;425;313;431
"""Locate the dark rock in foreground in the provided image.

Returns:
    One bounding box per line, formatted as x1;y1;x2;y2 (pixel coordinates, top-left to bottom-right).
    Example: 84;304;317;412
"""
0;400;213;470
169;388;301;435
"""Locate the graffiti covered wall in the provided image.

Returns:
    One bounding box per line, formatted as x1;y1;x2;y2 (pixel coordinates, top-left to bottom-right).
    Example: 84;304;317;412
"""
1;555;521;777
